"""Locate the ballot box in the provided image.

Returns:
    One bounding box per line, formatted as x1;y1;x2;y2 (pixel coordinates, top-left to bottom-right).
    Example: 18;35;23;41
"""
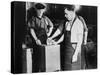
44;45;60;72
35;44;61;72
24;45;60;73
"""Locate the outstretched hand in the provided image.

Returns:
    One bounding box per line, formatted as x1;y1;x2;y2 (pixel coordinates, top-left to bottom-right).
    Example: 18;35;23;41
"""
36;39;42;45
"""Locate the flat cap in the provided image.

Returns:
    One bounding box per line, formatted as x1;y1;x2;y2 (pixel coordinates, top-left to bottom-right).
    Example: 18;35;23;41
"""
35;3;46;9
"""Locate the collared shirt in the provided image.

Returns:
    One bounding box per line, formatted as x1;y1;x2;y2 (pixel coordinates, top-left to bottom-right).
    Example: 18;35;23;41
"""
28;15;53;37
70;17;84;43
59;16;84;43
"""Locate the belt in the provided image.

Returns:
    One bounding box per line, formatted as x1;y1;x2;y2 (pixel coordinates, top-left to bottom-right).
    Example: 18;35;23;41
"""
71;43;77;50
71;42;77;44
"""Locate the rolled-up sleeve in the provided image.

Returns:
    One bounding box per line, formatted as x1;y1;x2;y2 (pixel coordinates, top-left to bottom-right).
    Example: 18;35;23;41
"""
58;24;64;34
45;17;53;28
28;17;35;29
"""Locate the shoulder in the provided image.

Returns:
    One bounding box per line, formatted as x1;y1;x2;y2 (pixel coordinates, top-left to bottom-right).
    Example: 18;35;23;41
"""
31;16;36;21
28;16;36;23
43;16;50;21
43;16;53;26
43;15;48;19
27;16;36;28
78;16;86;26
75;17;83;27
72;17;83;32
78;16;88;31
78;16;84;21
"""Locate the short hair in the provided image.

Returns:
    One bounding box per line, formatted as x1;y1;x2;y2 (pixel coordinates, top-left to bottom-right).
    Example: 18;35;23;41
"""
64;5;75;11
35;3;46;9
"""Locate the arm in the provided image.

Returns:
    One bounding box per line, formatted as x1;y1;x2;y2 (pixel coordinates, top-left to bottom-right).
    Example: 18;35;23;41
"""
55;34;64;44
74;18;85;55
72;22;83;62
83;24;88;45
45;17;54;37
84;31;88;45
74;33;83;55
47;29;61;45
49;29;61;39
82;17;88;45
79;16;88;45
28;19;41;45
72;33;83;62
49;20;64;39
28;20;38;41
47;25;53;37
30;28;41;45
47;28;62;45
30;28;38;41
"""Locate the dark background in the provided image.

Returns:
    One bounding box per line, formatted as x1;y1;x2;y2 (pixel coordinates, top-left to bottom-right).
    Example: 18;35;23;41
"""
11;2;26;73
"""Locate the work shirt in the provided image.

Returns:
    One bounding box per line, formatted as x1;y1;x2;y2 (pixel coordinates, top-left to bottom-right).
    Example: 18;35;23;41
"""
28;15;53;38
26;15;53;46
59;16;84;43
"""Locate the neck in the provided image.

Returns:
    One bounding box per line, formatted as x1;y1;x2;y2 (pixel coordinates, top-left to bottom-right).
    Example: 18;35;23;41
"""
37;15;43;19
38;14;42;18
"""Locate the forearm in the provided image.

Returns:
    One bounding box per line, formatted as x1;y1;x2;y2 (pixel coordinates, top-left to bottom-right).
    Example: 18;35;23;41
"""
56;34;64;44
74;34;83;55
74;43;81;55
84;31;88;43
30;28;38;41
47;26;53;37
50;29;61;39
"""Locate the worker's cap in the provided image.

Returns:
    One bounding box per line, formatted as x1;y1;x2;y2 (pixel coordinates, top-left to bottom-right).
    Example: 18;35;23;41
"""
34;3;46;9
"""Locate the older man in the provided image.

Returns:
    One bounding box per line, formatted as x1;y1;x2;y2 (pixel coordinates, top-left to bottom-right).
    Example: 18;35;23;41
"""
49;5;88;70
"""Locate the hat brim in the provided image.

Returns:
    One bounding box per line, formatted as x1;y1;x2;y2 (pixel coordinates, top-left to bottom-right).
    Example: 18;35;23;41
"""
35;3;46;9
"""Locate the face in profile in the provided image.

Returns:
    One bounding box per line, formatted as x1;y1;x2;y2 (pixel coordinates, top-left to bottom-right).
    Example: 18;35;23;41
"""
64;8;74;21
37;9;45;18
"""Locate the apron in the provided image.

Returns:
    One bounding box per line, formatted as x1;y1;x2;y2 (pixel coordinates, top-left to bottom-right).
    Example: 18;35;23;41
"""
32;18;48;72
62;17;81;71
32;28;47;72
25;16;48;72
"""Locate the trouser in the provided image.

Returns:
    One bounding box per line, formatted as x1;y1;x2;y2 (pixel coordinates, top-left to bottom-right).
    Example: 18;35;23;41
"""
32;45;45;72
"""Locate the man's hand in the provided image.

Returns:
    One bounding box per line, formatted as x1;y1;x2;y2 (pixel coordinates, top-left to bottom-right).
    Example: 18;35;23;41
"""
47;38;52;45
52;40;58;45
83;41;87;45
47;38;58;45
36;39;42;45
72;53;78;63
